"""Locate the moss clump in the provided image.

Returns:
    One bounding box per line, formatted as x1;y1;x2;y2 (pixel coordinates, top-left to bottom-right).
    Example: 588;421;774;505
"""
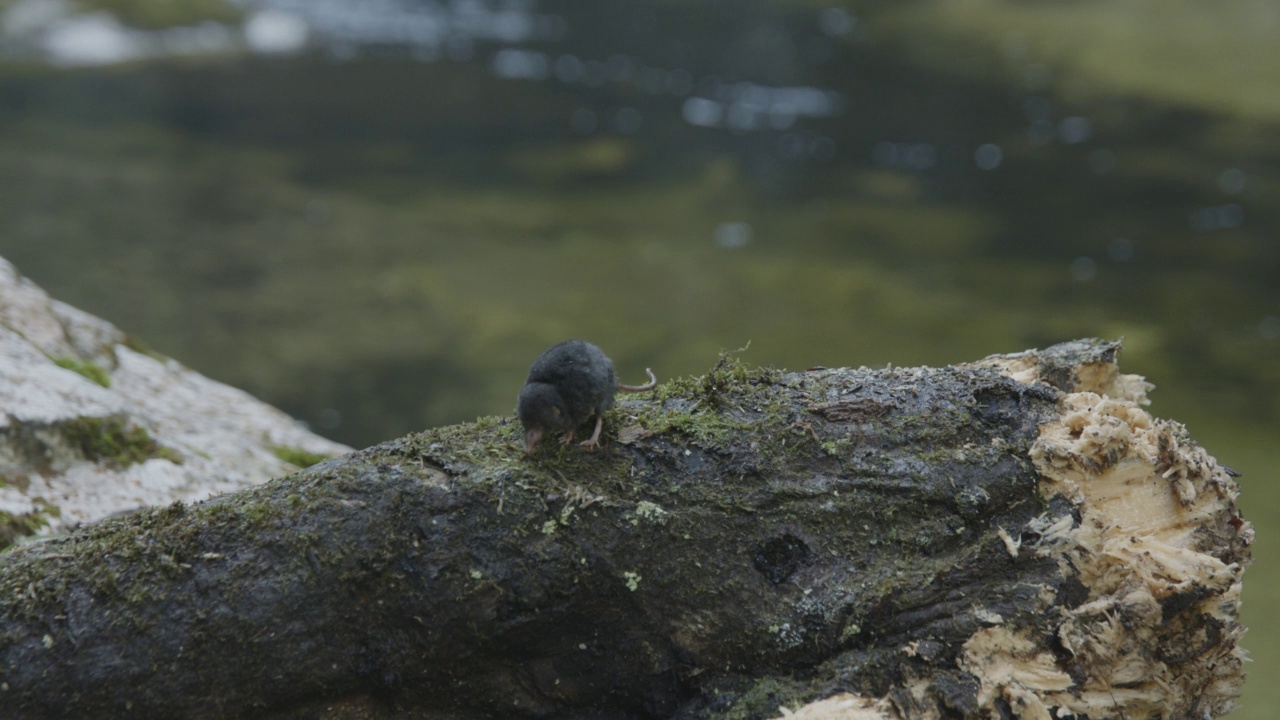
821;437;853;457
652;350;782;411
271;446;332;469
53;357;111;388
61;417;182;468
0;511;49;550
0;500;60;551
712;676;816;720
636;353;800;459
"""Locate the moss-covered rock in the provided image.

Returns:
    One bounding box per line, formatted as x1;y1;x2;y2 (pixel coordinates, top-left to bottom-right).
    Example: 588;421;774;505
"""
59;416;180;468
52;357;111;388
0;510;49;550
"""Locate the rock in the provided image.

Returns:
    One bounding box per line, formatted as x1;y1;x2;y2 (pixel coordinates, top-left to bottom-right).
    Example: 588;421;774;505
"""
0;256;350;546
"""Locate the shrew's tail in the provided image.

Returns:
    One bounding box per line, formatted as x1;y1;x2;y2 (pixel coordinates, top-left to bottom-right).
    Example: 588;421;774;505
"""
618;368;657;392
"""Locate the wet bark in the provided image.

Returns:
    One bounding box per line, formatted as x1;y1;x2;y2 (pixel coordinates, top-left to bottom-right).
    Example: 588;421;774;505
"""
0;339;1249;720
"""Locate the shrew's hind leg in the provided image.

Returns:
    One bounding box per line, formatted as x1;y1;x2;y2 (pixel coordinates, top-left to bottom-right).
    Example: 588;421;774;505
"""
579;415;604;450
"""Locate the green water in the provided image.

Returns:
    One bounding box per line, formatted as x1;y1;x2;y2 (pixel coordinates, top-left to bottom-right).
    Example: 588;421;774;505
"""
0;0;1276;715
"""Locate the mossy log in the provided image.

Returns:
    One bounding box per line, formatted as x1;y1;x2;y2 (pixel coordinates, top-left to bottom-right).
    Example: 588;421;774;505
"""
0;339;1250;720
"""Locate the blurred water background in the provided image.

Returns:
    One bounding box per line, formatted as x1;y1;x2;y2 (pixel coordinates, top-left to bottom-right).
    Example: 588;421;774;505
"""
0;0;1276;714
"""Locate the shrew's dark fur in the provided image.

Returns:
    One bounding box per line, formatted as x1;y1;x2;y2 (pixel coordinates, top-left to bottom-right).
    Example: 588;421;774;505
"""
517;340;655;453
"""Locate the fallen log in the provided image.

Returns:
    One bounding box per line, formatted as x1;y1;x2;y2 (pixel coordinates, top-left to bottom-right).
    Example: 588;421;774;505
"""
0;339;1250;719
